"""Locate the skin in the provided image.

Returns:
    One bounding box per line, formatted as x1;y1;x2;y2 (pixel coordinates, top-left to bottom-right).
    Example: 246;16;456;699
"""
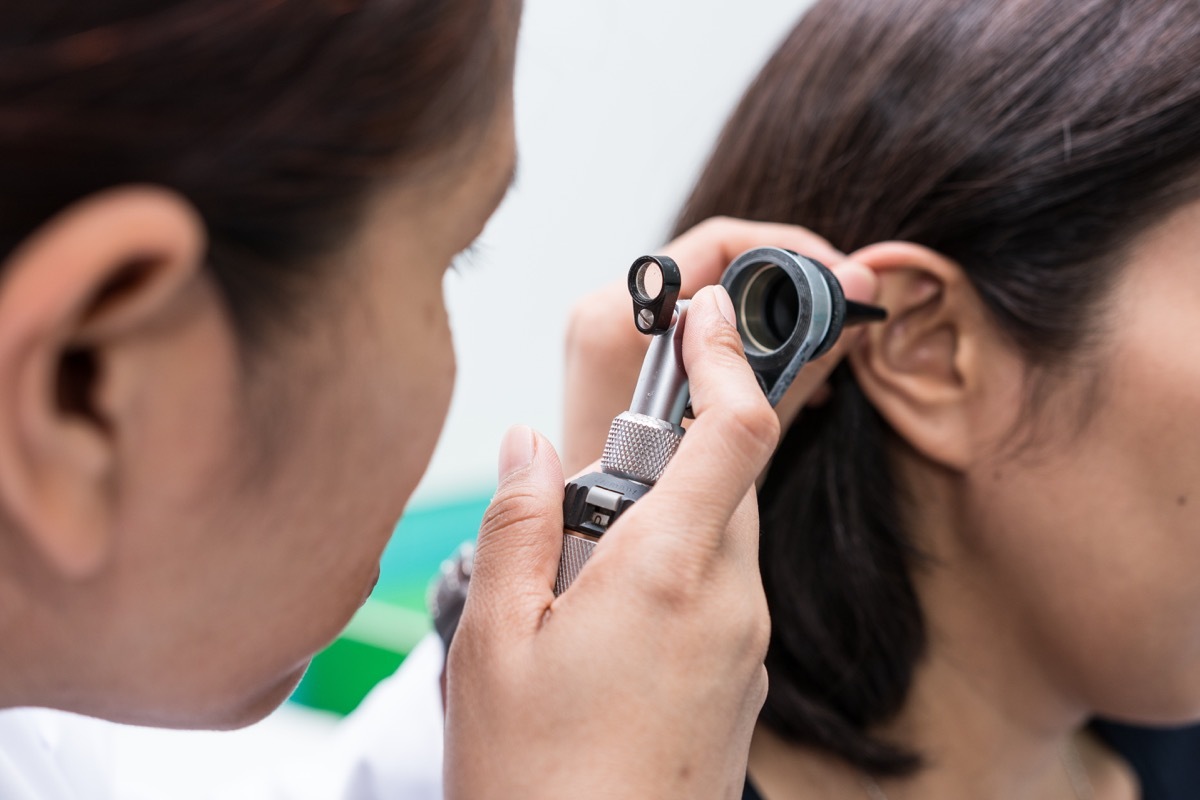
0;5;810;796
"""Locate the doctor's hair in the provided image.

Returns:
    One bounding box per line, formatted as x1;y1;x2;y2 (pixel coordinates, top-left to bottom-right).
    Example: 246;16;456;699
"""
677;0;1200;778
0;0;508;342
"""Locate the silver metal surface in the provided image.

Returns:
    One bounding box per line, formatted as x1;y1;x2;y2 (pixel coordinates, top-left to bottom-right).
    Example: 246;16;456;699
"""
739;264;795;353
557;298;691;597
555;531;598;596
601;411;684;485
629;300;691;425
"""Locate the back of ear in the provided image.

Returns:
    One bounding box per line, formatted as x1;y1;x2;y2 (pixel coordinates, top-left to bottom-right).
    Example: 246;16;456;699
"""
845;241;1023;472
0;186;207;578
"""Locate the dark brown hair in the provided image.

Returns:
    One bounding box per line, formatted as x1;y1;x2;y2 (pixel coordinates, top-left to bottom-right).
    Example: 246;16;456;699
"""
0;0;506;340
676;0;1200;777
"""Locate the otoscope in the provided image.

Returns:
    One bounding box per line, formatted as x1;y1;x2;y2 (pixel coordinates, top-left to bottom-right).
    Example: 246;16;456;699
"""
554;247;886;595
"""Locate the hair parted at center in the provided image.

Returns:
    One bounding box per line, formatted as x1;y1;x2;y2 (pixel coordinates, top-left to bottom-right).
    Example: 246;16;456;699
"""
676;0;1200;776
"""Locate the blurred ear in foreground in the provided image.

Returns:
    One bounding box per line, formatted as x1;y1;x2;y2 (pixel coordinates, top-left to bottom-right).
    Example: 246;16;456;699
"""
0;186;211;579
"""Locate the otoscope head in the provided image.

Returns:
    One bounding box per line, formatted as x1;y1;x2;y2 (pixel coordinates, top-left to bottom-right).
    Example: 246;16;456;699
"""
720;247;886;405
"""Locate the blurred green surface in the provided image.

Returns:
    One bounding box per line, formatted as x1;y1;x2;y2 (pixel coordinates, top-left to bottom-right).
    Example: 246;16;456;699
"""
289;492;490;716
289;632;407;714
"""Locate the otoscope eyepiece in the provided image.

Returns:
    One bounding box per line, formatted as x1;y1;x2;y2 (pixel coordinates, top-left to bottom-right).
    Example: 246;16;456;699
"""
628;255;681;334
721;247;886;406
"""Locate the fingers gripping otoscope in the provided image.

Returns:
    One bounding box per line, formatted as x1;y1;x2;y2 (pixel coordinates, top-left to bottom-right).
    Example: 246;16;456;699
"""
554;247;887;595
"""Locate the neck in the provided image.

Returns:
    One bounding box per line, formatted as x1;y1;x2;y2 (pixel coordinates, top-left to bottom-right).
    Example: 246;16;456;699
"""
749;454;1127;800
749;649;1088;800
0;574;44;710
0;535;87;712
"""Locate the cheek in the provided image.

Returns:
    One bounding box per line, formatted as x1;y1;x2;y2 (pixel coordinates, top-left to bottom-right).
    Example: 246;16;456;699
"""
119;285;457;724
373;279;457;478
314;277;458;570
963;343;1200;721
197;300;457;720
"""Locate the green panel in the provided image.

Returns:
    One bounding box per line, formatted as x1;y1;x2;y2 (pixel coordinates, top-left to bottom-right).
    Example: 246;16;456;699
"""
371;494;492;611
290;633;406;716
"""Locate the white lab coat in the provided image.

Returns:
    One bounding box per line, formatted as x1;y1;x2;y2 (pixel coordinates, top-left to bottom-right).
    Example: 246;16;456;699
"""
0;635;448;800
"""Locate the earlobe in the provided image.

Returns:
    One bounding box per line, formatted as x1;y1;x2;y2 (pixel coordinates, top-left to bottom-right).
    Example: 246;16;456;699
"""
0;186;207;579
845;241;979;471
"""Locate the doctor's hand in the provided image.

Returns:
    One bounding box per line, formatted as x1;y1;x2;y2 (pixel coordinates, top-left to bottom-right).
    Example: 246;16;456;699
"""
444;287;775;800
562;216;878;476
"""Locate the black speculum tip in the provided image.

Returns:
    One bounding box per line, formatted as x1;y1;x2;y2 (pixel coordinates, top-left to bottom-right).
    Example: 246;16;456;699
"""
844;300;887;327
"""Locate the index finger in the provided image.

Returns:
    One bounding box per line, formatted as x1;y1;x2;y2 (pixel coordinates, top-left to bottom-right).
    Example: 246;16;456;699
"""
662;217;845;297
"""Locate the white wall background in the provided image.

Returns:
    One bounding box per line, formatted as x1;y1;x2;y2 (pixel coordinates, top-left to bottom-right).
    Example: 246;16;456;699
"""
418;0;814;502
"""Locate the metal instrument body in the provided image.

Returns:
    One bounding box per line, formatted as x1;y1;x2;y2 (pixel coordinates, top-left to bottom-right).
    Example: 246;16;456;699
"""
555;255;688;595
554;248;885;596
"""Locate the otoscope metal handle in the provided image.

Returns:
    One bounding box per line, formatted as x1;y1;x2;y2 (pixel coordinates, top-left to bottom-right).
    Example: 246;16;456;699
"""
554;411;684;595
602;412;683;483
556;532;598;596
554;289;688;596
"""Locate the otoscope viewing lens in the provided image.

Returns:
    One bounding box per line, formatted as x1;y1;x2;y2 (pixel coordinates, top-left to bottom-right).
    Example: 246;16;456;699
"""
634;260;664;301
740;265;800;353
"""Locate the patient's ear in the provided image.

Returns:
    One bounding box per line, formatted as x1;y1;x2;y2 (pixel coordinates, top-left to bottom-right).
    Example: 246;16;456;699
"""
846;241;1022;471
0;187;208;578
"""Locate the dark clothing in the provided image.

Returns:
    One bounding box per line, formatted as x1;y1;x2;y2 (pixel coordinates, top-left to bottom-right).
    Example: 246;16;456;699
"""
1092;720;1200;800
742;721;1200;799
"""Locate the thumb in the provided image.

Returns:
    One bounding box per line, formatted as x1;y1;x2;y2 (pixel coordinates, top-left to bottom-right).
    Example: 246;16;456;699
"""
465;425;565;637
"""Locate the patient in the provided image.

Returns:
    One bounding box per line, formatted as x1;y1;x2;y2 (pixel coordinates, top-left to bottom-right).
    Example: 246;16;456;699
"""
673;1;1200;798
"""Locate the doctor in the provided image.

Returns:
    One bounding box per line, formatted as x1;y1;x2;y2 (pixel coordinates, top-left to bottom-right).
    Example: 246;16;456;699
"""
0;0;876;797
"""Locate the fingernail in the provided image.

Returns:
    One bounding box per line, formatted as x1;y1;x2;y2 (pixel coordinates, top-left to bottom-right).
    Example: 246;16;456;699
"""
712;285;737;327
498;425;536;482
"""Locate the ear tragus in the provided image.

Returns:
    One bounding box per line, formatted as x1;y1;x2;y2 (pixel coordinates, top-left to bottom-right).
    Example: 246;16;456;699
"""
56;348;105;431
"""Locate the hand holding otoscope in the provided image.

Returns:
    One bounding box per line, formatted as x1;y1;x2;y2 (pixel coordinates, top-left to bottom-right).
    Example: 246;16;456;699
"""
555;247;886;594
444;220;884;799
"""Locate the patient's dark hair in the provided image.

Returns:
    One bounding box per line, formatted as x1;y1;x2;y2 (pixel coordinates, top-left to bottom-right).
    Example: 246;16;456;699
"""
676;0;1200;776
0;0;506;341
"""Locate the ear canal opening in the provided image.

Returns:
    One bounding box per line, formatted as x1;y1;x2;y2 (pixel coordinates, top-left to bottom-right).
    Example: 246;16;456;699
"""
56;348;109;433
